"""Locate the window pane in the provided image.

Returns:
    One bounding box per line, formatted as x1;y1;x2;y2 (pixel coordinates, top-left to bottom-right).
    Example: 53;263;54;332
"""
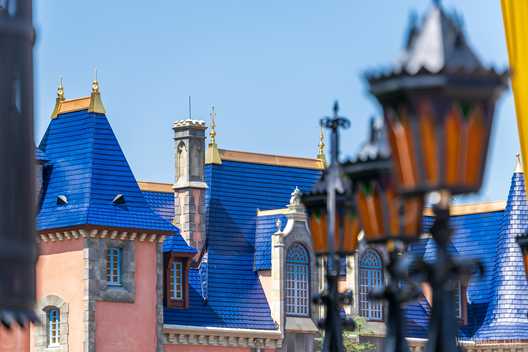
359;249;383;320
106;248;122;285
286;244;309;316
171;261;184;300
48;308;60;346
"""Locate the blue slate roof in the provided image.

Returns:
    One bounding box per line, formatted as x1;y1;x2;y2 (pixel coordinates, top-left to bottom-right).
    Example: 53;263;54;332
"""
254;213;287;271
405;169;528;342
474;171;528;341
37;109;193;253
35;147;48;163
158;160;321;329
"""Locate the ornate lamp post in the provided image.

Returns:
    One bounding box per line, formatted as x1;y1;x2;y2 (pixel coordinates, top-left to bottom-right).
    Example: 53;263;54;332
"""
302;102;360;352
0;0;38;327
365;3;508;350
344;118;423;352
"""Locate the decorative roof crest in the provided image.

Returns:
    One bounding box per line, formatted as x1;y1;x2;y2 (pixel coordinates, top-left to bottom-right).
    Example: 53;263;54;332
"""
316;125;327;167
275;218;282;233
50;77;65;119
88;69;106;114
205;105;222;165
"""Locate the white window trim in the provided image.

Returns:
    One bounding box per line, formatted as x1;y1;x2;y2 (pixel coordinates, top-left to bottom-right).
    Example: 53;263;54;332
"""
285;244;310;317
171;261;184;300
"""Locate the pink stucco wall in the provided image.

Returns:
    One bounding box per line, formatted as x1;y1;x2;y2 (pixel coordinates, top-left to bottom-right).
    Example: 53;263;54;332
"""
31;246;86;352
95;241;158;352
0;326;29;352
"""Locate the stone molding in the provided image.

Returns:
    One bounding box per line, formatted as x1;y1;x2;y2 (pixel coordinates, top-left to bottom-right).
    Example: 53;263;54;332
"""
163;325;282;348
39;228;166;244
91;239;135;303
35;295;69;352
172;119;206;129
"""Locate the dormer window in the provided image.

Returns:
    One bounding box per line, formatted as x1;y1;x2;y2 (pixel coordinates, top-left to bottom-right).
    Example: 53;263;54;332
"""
106;247;122;286
56;195;68;205
170;260;184;300
166;254;188;308
454;280;467;323
112;193;125;204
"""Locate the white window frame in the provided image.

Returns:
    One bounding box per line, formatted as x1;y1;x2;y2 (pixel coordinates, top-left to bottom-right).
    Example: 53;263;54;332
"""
171;260;184;300
286;243;310;317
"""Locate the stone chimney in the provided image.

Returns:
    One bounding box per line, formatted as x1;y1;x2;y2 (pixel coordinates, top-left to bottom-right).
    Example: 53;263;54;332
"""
172;119;207;253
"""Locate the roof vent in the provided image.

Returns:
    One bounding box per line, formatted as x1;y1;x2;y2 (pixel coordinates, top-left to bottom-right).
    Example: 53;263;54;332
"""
112;194;125;205
56;195;68;205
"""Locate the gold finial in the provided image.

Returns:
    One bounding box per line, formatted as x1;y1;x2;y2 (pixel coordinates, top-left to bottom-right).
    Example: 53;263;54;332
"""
210;106;217;144
50;77;66;119
88;68;106;114
205;105;222;165
316;125;327;167
57;77;65;100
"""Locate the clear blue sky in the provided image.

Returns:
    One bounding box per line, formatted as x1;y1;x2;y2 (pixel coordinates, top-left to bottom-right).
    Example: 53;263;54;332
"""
34;0;516;203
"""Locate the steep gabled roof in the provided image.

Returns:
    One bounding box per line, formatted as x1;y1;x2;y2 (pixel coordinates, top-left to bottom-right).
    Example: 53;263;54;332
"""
474;170;528;341
37;105;193;254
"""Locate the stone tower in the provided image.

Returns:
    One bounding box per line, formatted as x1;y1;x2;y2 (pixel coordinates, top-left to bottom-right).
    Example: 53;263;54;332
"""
172;119;207;253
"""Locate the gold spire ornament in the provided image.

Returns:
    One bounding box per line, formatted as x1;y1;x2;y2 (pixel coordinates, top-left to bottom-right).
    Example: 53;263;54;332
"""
88;69;106;114
50;77;65;119
316;125;327;167
205;106;222;165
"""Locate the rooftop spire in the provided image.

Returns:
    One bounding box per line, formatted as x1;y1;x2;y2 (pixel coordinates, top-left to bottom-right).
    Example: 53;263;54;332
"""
316;125;326;167
88;68;106;114
515;153;524;173
210;106;217;144
205;105;222;165
50;77;65;119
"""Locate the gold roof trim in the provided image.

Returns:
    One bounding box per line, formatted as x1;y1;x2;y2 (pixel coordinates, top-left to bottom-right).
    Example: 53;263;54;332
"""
423;200;506;216
55;96;92;115
219;149;325;170
257;208;290;216
138;181;173;193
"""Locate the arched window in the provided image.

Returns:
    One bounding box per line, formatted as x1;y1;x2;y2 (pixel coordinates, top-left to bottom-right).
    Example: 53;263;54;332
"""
46;307;60;347
359;249;384;320
286;243;310;316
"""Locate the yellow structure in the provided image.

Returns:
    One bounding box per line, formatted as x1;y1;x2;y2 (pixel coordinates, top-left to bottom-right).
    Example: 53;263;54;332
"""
501;0;528;189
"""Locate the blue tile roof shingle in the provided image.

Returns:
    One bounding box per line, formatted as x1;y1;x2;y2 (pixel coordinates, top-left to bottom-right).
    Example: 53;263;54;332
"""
37;109;194;254
474;171;528;341
159;160;321;329
254;213;287;271
405;170;528;342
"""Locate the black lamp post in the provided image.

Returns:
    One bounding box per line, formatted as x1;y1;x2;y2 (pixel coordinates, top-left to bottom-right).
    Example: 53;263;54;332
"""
302;102;359;352
344;118;423;352
366;33;507;352
0;0;38;327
